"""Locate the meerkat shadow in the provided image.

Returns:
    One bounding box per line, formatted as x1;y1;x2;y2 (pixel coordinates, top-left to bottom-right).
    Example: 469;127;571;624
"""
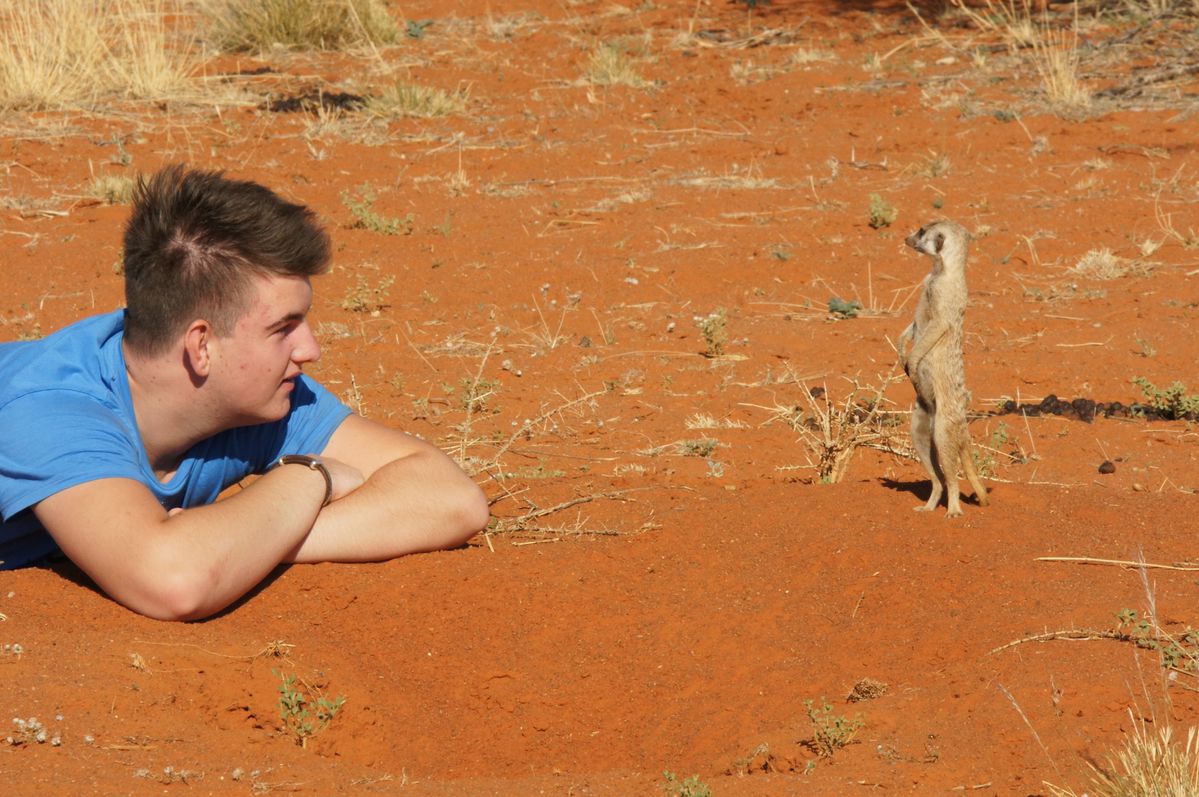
879;477;990;506
880;477;929;500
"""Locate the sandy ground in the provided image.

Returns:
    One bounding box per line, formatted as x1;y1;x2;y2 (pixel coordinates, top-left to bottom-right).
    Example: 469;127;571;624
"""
2;0;1199;794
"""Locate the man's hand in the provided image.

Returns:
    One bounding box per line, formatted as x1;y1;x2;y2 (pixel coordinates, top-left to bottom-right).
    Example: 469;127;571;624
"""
321;456;365;502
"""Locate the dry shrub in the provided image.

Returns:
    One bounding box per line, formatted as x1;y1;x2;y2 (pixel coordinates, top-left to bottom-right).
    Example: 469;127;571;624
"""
1046;712;1199;796
759;373;910;484
0;0;199;110
1069;248;1155;279
202;0;398;52
946;0;1091;110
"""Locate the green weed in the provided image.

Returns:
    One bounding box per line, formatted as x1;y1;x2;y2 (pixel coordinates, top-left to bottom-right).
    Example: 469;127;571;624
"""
1131;377;1199;420
805;698;863;757
341;274;394;314
275;669;346;748
867;194;897;229
661;771;712;797
341;187;413;235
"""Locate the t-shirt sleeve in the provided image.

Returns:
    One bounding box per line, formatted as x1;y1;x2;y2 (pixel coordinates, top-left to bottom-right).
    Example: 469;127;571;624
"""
0;391;144;521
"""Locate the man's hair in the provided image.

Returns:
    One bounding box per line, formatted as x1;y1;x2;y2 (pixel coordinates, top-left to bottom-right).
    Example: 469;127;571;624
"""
122;165;330;355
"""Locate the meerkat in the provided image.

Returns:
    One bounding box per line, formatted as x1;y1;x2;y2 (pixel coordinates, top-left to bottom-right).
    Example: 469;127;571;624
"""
895;220;989;518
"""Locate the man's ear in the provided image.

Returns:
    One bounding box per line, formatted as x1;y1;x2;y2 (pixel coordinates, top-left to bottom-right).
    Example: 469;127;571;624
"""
182;319;214;377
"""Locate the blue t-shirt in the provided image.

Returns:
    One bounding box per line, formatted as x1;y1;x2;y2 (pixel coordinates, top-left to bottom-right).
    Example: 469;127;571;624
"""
0;310;351;569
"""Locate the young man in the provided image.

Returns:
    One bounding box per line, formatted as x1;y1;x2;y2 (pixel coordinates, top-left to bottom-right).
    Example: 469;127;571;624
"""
0;166;489;621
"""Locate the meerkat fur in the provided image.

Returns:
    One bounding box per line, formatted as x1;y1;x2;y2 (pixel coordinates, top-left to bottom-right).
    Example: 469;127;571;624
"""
896;220;989;518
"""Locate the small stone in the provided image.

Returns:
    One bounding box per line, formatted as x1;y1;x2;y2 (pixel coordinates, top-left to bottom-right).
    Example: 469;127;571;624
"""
1098;460;1116;474
1133;483;1146;492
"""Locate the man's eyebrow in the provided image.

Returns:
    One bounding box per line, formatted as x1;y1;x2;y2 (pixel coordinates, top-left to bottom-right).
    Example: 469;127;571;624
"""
267;310;307;331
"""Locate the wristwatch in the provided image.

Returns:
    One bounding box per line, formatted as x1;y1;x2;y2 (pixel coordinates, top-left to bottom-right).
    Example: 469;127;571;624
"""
273;454;333;507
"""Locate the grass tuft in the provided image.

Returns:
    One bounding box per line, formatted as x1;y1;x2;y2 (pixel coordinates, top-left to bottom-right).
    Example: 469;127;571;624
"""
586;41;650;88
1046;712;1199;797
0;0;200;110
366;81;469;119
202;0;398;52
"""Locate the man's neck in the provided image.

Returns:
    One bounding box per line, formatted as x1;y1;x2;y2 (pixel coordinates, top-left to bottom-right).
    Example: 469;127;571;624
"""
123;340;217;480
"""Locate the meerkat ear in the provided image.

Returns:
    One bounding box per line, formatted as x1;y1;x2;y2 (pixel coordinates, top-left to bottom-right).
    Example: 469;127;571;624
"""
932;232;946;253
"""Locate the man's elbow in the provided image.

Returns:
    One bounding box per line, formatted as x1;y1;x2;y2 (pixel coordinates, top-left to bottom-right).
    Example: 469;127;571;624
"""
443;480;490;547
118;565;224;622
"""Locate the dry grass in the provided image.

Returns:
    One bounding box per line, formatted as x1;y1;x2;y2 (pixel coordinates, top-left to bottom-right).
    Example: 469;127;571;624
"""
366;81;469;119
1046;712;1199;796
585;42;650;88
0;0;200;110
750;372;910;484
1069;248;1156;280
201;0;398;52
938;0;1091;110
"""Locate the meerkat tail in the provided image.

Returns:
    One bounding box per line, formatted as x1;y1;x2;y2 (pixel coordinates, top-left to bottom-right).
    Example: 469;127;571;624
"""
960;440;989;506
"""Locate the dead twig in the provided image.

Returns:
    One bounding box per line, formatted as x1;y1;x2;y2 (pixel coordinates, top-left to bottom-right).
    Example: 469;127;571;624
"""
1036;556;1199;571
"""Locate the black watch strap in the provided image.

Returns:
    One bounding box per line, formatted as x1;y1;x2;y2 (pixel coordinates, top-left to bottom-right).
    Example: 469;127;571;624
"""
273;454;333;507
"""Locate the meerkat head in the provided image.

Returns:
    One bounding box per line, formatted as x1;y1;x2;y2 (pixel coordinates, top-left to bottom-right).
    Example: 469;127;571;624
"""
905;220;970;263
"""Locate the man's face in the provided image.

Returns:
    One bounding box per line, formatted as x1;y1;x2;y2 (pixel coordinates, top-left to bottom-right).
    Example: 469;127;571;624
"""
209;273;321;427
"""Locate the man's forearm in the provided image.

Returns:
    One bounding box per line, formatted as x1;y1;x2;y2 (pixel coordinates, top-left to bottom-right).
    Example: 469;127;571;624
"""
289;451;488;563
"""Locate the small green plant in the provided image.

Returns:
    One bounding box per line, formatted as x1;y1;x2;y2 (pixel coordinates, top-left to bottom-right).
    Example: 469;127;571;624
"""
341;187;413;235
1131;377;1199;420
275;669;346;748
341;274;395;313
697;308;728;357
1115;608;1198;673
661;770;712;797
679;438;719;457
867;194;897;229
827;297;862;318
459;375;500;413
805;698;864;757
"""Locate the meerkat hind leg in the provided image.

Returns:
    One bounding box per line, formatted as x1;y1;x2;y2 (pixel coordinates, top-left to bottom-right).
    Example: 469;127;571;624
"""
910;403;943;512
933;421;965;518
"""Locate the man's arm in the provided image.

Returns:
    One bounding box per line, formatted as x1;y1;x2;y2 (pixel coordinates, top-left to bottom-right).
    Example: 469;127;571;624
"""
285;414;490;563
32;461;360;621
